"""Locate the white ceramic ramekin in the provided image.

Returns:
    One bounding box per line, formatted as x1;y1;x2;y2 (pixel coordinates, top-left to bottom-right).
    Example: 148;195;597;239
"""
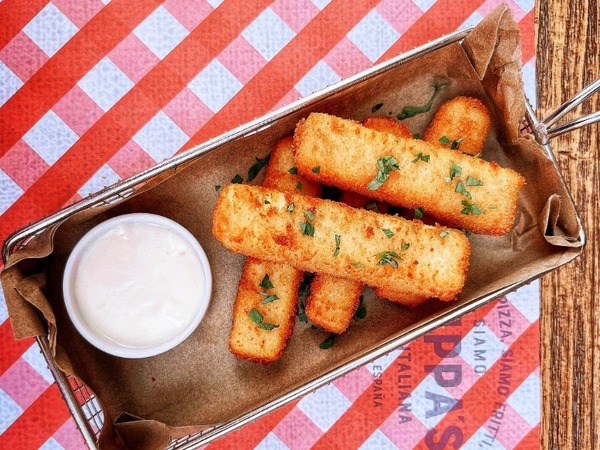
63;213;212;358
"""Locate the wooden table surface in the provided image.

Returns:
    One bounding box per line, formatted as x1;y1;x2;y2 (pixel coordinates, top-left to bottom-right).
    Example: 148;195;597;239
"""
537;1;599;449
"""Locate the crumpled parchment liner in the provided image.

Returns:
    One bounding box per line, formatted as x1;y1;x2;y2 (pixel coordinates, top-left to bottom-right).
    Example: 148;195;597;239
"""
0;5;583;450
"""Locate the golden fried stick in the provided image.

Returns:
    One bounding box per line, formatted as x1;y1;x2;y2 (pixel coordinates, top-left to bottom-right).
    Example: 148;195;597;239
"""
263;136;322;197
304;117;411;332
293;113;524;236
305;273;363;334
229;137;321;363
229;259;303;363
213;184;471;301
423;96;491;155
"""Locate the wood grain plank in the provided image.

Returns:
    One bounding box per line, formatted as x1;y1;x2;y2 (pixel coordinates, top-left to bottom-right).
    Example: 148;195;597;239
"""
536;1;599;449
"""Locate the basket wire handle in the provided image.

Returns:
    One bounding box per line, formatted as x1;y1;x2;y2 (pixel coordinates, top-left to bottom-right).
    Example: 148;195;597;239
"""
536;76;600;143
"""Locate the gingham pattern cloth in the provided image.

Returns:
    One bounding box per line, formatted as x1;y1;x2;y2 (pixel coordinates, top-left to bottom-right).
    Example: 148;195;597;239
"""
0;1;538;449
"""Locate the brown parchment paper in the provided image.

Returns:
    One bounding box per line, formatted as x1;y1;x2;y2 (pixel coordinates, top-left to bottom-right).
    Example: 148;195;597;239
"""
0;5;584;450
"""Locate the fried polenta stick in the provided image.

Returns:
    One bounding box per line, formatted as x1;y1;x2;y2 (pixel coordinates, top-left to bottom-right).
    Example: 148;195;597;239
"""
304;117;411;332
229;137;321;363
293;113;524;236
424;96;491;155
213;184;471;301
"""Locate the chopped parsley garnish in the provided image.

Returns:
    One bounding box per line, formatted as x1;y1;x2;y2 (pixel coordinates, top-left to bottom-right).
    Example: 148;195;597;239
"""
461;228;472;237
304;211;315;221
440;230;450;238
333;234;341;256
445;161;462;182
414;208;424;220
300;220;315;237
401;242;410;251
439;135;450;145
372;102;384;113
455;181;472;199
259;274;274;290
264;199;270;204
382;228;394;238
248;308;279;330
367;155;399;190
352;261;365;269
288;167;298;174
320;333;336;349
312;166;321;174
296;181;302;190
413;133;421;139
461;200;484;215
296;273;313;323
466;176;483;186
287;203;295;213
375;250;403;268
247;155;270;182
353;295;367;321
260;292;280;304
397;82;448;120
214;185;221;192
450;138;464;150
231;174;243;184
473;153;483;158
412;152;430;163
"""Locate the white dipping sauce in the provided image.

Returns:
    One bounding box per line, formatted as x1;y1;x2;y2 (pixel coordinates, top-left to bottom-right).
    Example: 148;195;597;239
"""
72;220;206;349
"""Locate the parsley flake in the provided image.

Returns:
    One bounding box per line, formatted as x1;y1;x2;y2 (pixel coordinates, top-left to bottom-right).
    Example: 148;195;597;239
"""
249;308;279;330
260;292;280;304
367;156;399;190
259;274;274;290
413;133;421;139
300;221;315;237
414;208;424;220
214;185;221;192
353;295;366;321
473;153;483;159
304;211;315;221
247;155;270;182
401;242;410;251
231;174;243;184
440;230;450;238
320;333;336;349
296;181;302;190
288;167;298;175
333;234;341;256
466;176;483;186
397;82;448;120
450;138;464;150
439;135;451;145
461;200;484;215
382;228;394;238
352;261;365;269
375;251;402;268
287;203;295;213
412;152;430;163
312;166;321;174
455;181;472;199
445;161;462;182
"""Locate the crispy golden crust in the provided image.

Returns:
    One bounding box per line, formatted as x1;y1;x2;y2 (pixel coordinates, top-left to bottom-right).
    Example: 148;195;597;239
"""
305;273;363;334
293;113;524;236
362;116;412;139
423;96;491;155
229;258;302;363
263;136;322;197
213;184;471;301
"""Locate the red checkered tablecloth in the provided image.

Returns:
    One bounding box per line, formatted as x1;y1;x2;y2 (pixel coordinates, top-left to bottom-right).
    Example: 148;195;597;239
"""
0;1;538;449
